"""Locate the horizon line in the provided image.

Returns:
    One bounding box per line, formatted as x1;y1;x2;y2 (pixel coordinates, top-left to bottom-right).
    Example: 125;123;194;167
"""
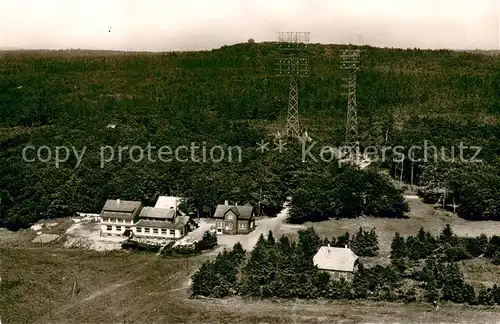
2;42;500;54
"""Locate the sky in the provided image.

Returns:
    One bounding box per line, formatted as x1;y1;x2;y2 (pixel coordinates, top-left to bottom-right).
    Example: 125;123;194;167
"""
1;0;499;51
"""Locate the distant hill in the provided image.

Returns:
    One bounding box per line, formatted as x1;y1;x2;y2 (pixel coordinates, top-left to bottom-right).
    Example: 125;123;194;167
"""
1;42;499;128
0;42;499;229
455;49;500;56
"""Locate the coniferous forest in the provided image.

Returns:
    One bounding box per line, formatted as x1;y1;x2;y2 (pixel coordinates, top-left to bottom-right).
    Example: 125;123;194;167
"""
192;226;500;305
1;43;500;229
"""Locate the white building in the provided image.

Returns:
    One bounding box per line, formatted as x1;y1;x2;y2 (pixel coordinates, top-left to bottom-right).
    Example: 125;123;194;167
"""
99;199;143;237
154;196;181;209
99;196;195;243
313;245;359;280
133;206;191;244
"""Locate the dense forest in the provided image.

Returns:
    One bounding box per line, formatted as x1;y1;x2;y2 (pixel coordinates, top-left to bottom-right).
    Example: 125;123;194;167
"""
0;43;499;228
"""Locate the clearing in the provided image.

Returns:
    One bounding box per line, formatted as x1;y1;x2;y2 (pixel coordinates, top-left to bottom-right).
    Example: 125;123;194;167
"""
298;195;500;257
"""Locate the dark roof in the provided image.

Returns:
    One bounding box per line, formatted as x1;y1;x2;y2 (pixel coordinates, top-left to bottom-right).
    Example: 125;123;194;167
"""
139;207;176;220
213;205;237;218
135;215;190;230
175;215;190;228
213;203;254;220
237;205;254;220
101;211;135;220
135;219;176;229
102;199;142;213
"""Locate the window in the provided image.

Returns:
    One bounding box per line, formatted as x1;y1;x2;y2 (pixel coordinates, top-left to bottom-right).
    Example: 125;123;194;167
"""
226;213;234;220
239;223;246;230
217;222;224;229
125;227;131;231
227;223;233;230
106;226;112;231
136;227;142;233
161;229;167;234
145;228;150;233
169;229;175;235
153;228;158;234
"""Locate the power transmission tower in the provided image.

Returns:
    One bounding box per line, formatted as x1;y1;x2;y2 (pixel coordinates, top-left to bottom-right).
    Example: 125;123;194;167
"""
276;32;310;137
340;49;361;160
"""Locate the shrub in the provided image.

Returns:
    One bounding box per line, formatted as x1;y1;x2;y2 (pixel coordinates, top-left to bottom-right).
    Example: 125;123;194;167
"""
121;240;161;253
492;251;500;265
461;235;488;257
191;247;243;298
196;230;217;251
485;236;500;258
445;244;470;262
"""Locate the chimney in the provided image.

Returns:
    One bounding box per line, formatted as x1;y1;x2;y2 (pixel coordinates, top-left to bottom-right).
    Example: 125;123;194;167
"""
117;199;121;204
345;244;348;249
327;243;330;247
224;200;229;206
235;202;238;206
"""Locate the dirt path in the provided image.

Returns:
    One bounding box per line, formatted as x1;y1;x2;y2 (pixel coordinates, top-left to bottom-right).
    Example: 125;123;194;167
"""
81;281;132;302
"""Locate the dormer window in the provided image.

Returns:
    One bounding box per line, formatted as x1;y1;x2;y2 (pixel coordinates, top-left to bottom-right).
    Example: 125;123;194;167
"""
227;213;234;220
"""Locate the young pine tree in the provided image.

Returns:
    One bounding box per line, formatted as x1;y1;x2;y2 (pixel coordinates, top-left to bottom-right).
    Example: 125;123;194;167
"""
266;230;276;247
417;227;426;242
390;232;406;259
367;228;380;257
439;224;456;244
442;262;466;303
231;242;246;263
352;227;366;256
424;278;441;303
297;227;321;260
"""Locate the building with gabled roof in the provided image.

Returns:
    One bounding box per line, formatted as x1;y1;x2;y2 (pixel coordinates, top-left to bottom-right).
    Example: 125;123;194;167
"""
313;245;359;280
133;205;194;243
99;196;196;243
99;199;143;237
213;200;255;235
139;207;177;221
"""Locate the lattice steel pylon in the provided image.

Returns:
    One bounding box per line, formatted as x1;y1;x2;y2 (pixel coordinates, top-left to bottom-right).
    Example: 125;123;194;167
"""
276;32;309;137
340;49;361;159
287;75;299;136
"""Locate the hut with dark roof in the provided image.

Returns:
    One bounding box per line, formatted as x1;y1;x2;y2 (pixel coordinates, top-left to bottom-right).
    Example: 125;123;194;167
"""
213;201;255;235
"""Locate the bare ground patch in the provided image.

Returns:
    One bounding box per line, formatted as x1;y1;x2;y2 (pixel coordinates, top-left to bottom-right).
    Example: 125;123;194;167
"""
297;197;500;257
